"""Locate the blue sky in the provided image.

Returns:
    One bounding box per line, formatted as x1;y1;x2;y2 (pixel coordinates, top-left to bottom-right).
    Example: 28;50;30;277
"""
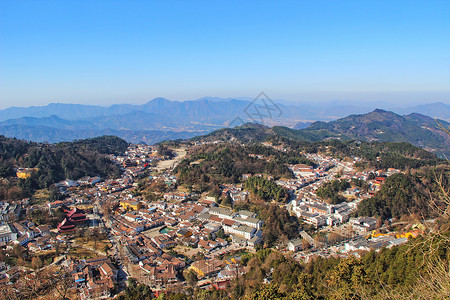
1;0;449;108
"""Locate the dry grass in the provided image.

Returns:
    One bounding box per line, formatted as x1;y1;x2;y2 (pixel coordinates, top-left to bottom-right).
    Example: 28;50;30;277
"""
74;237;111;252
67;246;98;259
32;189;51;204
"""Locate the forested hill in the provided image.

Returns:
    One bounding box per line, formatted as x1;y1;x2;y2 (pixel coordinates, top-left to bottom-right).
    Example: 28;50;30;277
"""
188;110;450;157
59;135;129;156
356;165;450;220
190;123;275;143
186;125;445;171
302;109;450;155
0;135;128;200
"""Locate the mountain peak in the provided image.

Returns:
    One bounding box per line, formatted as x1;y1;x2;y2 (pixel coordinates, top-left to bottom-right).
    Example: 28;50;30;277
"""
48;114;64;120
145;97;172;105
372;108;389;114
235;122;269;130
142;97;172;106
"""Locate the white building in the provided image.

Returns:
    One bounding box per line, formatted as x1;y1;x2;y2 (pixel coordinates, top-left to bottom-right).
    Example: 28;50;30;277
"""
288;238;304;252
209;207;237;220
224;223;259;240
233;216;263;229
0;224;17;243
349;217;378;234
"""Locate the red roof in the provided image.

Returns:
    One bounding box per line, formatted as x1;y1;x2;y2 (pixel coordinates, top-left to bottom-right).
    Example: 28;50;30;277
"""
57;218;76;232
222;219;236;226
209;216;223;223
212;280;230;290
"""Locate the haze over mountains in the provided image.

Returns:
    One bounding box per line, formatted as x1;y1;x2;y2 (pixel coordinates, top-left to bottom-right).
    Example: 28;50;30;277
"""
0;97;449;148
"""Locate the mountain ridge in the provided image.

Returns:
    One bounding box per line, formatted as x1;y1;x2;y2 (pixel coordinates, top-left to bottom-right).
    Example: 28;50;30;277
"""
1;98;449;122
0;98;449;145
190;109;450;157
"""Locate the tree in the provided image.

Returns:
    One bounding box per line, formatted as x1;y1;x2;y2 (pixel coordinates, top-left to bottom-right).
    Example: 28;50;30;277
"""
328;232;344;244
55;242;61;256
120;277;154;300
54;271;74;300
221;194;233;207
316;179;350;204
245;176;288;203
185;270;199;288
103;244;111;254
216;228;226;239
31;256;43;270
246;284;286;300
327;258;370;300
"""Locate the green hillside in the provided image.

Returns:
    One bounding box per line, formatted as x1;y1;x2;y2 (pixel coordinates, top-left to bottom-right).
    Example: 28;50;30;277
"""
0;135;128;200
189;110;450;157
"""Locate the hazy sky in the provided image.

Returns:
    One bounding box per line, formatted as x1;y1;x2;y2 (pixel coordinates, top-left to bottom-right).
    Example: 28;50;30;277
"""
1;0;449;109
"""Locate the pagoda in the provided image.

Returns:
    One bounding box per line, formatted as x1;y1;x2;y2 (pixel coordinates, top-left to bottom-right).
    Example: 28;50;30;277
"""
57;206;88;233
57;218;76;233
67;207;87;225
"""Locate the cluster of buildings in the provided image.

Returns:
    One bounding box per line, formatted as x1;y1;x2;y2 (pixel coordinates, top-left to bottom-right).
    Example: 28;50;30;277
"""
201;207;263;246
0;224;17;244
292;199;355;228
348;216;378;234
1;140;412;298
69;256;119;299
55;177;102;194
149;173;177;186
284;153;401;230
0;220;52;250
276;159;335;191
0;200;22;223
57;205;88;233
343;235;409;253
116;144;159;165
102;181;264;287
110;199;263;253
220;184;249;203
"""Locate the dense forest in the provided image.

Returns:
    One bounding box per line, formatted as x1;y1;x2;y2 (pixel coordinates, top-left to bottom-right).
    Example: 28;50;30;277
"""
237;230;449;300
188;116;450;157
356;165;450;220
174;144;302;192
282;138;444;170
257;204;301;247
189;123;274;144
174;124;444;171
244;176;288;203
0;135;128;200
315;179;351;204
65;135;129;155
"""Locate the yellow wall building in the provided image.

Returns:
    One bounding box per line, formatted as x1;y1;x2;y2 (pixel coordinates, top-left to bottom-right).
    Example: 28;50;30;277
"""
16;168;38;179
119;200;140;211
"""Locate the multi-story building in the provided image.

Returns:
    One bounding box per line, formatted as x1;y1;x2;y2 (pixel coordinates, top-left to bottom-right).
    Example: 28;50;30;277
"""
0;224;17;243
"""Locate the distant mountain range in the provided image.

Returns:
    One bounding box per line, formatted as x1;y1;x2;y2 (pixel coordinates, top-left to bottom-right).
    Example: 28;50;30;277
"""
301;109;450;154
191;109;450;157
0;98;254;143
0;97;449;144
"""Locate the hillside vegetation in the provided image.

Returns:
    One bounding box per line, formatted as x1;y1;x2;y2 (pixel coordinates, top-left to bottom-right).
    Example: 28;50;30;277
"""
155;225;450;300
356;165;450;220
189;109;450;157
0;135;128;200
174;143;313;193
302;109;450;156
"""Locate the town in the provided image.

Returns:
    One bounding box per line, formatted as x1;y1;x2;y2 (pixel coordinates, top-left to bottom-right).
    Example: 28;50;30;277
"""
0;141;431;299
